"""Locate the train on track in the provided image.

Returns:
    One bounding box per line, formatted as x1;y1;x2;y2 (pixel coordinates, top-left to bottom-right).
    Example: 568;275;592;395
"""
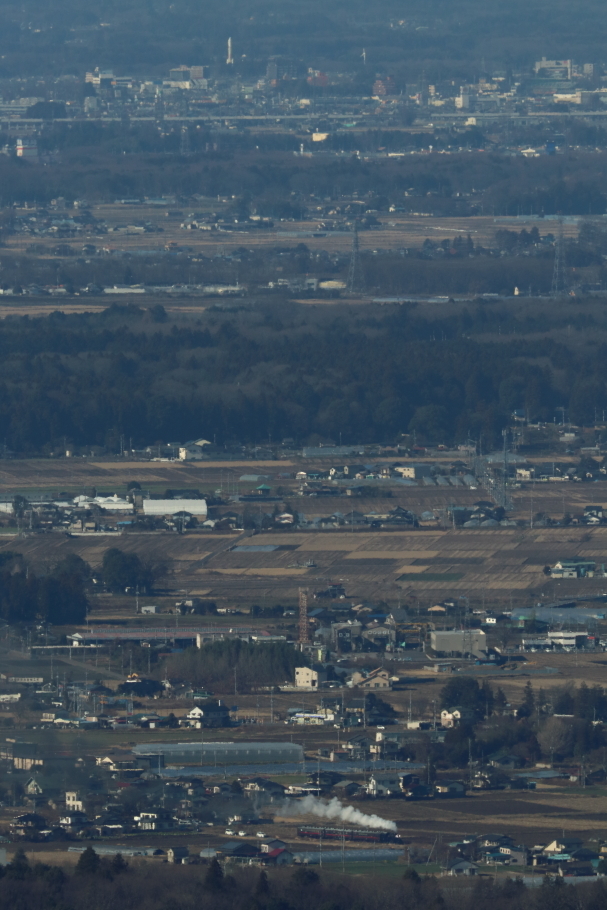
297;826;401;844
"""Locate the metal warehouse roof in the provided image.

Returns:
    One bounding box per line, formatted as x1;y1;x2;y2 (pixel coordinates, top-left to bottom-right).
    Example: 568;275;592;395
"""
68;626;254;642
233;545;278;552
133;741;305;764
142;499;207;516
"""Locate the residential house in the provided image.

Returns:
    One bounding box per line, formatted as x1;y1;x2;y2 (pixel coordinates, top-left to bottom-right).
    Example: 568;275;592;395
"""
329;464;367;479
182;701;231;727
65;791;84;812
260;838;288;853
295;666;327;689
349;667;392;689
499;845;529;865
440;707;476;729
476;834;514;850
242;778;286;797
59;811;89;831
219;841;260;861
135;810;174;831
394;464;434;480
403;783;434;800
24;778;44;798
345;734;373;760
550;559;596;579
10;813;47;836
366;772;402;797
435;780;466;798
543;837;583;856
448;860;478;876
332;780;363;798
516;467;535;482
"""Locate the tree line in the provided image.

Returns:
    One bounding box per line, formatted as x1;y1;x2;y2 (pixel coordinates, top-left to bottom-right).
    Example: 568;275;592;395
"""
0;298;605;452
431;678;607;768
164;640;307;693
0;146;607;213
1;843;607;910
0;547;174;626
0;552;88;625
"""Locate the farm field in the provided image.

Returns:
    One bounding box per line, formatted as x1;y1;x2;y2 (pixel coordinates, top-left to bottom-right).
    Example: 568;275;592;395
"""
1;524;607;609
4;209;575;259
1;458;607;610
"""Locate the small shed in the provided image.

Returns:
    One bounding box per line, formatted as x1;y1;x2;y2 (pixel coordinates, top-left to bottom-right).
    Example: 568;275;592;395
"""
167;847;190;864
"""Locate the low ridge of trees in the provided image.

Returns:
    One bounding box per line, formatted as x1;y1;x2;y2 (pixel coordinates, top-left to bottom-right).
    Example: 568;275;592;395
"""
164;640;308;693
0;551;88;625
0;845;606;910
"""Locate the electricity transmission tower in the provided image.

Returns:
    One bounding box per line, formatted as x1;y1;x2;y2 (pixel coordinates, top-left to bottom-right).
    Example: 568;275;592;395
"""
298;587;310;646
551;217;566;296
180;125;191;157
347;221;364;295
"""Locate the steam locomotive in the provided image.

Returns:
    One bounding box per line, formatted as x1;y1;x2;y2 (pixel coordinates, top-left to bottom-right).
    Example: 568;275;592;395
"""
297;826;400;844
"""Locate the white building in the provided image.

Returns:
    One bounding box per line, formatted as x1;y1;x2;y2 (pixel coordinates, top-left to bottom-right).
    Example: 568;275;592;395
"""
94;495;134;512
65;791;84;812
178;439;211;460
366;773;402;796
440;708;473;728
142;499;207;517
294;667;326;688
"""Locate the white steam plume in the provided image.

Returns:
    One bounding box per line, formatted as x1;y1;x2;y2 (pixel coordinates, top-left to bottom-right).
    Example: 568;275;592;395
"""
276;795;397;831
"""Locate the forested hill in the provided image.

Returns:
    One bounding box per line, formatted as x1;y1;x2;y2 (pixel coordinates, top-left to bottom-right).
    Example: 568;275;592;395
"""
0;298;605;453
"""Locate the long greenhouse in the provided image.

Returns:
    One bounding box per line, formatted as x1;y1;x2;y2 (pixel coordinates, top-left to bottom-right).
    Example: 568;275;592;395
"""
133;741;304;766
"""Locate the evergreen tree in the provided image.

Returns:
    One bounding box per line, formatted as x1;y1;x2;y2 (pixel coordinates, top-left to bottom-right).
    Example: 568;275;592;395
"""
494;687;507;714
204;858;224;889
517;682;535;718
75;847;100;875
111;853;128;875
254;870;270;897
5;847;31;880
403;868;421;883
